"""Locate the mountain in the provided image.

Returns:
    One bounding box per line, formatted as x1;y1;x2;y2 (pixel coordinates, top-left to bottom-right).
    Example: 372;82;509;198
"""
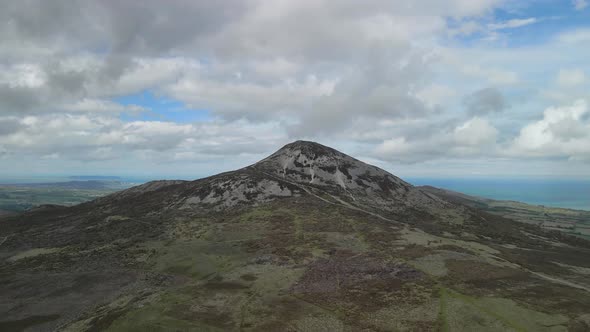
1;141;590;331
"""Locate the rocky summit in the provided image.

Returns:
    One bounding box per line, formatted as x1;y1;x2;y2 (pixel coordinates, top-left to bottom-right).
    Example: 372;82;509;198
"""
1;141;590;331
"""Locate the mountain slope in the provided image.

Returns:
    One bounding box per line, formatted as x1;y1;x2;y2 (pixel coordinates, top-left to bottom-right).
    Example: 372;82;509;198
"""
1;141;590;331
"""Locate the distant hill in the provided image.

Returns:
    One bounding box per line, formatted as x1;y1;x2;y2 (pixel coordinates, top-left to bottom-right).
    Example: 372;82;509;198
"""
0;209;16;218
69;176;122;180
0;180;125;190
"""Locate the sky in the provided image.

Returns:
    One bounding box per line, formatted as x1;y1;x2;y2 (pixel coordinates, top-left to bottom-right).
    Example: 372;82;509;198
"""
0;0;589;180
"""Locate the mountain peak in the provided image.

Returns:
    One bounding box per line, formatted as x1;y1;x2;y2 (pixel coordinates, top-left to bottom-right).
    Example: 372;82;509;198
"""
253;141;413;207
276;140;344;158
101;141;420;214
263;140;354;167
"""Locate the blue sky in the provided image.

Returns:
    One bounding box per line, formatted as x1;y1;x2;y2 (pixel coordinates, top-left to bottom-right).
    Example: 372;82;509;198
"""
448;1;590;46
0;0;589;180
116;91;211;123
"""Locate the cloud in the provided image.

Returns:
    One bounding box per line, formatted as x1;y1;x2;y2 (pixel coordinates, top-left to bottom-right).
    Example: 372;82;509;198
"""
287;50;436;136
0;0;506;126
488;18;538;30
449;21;484;36
62;99;147;114
556;69;586;87
0;84;44;114
453;117;498;146
0;113;289;164
556;29;590;43
0;118;23;136
509;100;590;159
372;117;498;163
463;88;509;115
573;0;588;10
460;65;519;85
1;0;590;177
414;84;457;109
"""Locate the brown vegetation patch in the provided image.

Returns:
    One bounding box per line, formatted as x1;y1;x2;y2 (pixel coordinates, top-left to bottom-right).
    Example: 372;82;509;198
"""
239;273;257;281
244;296;306;330
508;283;590;316
396;244;435;259
446;260;524;281
204;281;249;290
500;246;590;276
444;259;528;293
171;303;236;330
364;229;401;247
300;216;356;233
292;252;418;294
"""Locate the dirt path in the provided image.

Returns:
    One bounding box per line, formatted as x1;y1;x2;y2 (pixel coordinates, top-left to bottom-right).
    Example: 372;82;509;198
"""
0;234;12;247
260;171;399;224
529;270;590;293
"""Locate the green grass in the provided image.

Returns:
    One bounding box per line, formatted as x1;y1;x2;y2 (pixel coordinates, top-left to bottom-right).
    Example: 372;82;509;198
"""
0;187;118;212
104;292;227;331
23;197;583;331
438;287;449;332
438;287;568;332
143;239;246;280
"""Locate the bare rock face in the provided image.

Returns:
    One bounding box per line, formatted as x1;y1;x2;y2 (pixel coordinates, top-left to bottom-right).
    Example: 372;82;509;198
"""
252;141;450;214
180;172;301;211
90;141;455;217
254;140;411;192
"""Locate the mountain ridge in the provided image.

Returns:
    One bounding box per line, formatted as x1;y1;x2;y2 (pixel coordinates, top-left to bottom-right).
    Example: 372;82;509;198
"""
79;141;458;236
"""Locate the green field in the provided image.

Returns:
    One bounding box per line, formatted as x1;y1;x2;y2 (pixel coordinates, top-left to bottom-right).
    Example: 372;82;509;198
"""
0;186;120;213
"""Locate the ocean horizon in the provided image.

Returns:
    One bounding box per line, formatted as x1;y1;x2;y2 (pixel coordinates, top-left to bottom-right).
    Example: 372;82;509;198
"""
407;177;590;211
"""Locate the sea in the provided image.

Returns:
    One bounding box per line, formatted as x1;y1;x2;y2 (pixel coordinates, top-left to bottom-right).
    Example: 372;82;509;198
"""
407;178;590;211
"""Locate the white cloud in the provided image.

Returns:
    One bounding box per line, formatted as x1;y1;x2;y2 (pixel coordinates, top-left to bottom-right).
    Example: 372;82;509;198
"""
556;69;586;87
372;117;498;163
0;64;46;88
1;0;590;177
251;58;299;78
488;18;538;30
62;99;147;114
510;100;590;159
413;84;457;109
449;21;483;36
165;72;337;120
556;29;590;43
0;113;289;164
453;117;497;146
461;65;519;85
